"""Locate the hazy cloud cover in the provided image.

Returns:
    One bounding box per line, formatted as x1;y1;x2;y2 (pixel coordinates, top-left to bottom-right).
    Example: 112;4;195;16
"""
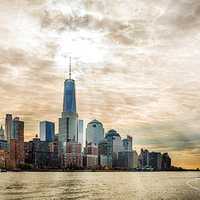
0;0;200;168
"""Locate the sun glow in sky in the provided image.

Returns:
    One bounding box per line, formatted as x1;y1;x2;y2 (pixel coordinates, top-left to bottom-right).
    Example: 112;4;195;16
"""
0;0;200;169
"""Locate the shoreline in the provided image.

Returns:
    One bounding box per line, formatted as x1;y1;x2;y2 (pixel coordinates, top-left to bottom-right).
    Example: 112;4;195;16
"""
3;169;200;173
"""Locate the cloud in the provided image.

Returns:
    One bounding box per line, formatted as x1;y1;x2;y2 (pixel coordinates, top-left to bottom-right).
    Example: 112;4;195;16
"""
0;0;200;168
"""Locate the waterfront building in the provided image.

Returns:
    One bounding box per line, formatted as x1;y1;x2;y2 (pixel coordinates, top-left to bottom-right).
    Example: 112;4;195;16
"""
118;151;134;169
78;119;84;146
149;152;162;171
0;125;5;140
8;117;24;168
138;149;150;170
40;121;55;142
98;140;112;169
59;61;79;161
122;135;133;152
83;142;98;169
5;114;12;149
162;153;171;170
24;135;59;169
133;150;139;169
86;119;104;145
63;141;82;169
105;129;124;167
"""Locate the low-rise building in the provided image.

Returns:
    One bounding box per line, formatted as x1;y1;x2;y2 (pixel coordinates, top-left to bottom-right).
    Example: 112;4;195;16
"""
83;143;98;169
63;142;82;169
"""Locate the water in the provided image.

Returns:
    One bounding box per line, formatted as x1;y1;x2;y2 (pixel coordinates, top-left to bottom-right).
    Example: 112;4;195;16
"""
0;172;199;200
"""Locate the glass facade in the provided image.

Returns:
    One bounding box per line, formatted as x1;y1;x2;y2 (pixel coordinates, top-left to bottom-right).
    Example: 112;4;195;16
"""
40;121;55;142
63;79;76;113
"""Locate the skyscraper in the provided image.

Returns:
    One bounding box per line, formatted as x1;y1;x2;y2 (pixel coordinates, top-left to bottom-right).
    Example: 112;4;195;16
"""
5;114;12;148
10;117;24;168
40;121;55;142
58;59;79;159
86;119;104;145
78;119;84;146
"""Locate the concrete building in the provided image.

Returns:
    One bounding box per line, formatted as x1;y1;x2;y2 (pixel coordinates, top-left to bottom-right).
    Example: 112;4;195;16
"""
149;152;162;171
63;142;82;169
133;150;139;169
5;114;12;149
118;151;134;169
78;119;84;146
98;140;112;169
24;135;59;169
105;129;124;167
138;149;150;170
8;117;25;168
122;135;133;152
40;121;55;142
83;143;98;169
86;119;104;145
162;153;171;170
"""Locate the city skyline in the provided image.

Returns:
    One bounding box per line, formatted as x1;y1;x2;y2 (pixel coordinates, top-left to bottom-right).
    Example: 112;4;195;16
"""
0;1;200;169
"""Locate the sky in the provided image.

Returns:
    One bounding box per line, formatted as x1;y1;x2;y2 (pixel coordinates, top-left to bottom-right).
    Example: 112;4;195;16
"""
0;0;200;169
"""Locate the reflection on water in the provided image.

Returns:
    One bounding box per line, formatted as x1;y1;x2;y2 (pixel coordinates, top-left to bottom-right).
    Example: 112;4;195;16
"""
0;172;200;200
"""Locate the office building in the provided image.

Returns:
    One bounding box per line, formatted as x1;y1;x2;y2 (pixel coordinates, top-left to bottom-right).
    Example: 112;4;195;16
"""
162;153;171;170
98;139;112;169
63;141;82;169
59;62;79;161
10;117;24;168
133;150;139;169
24;135;59;169
78;119;84;146
149;152;162;171
83;142;98;169
138;149;150;169
40;121;55;142
5;114;12;149
86;119;104;145
105;129;124;167
122;135;133;152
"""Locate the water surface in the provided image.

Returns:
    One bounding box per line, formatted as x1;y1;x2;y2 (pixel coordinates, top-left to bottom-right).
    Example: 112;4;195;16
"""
0;172;199;200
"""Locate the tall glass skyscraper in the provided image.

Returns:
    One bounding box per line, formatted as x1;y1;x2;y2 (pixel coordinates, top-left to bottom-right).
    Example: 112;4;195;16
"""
63;79;77;113
40;121;55;142
59;63;79;159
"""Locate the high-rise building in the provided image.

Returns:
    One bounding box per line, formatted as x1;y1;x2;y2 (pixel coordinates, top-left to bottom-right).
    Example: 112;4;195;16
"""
58;60;79;165
5;114;12;148
0;125;5;140
149;152;162;171
138;149;150;170
122;135;133;152
132;150;139;169
86;119;104;145
78;119;84;146
9;117;24;168
98;139;112;169
40;121;55;142
105;129;124;167
161;153;171;170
